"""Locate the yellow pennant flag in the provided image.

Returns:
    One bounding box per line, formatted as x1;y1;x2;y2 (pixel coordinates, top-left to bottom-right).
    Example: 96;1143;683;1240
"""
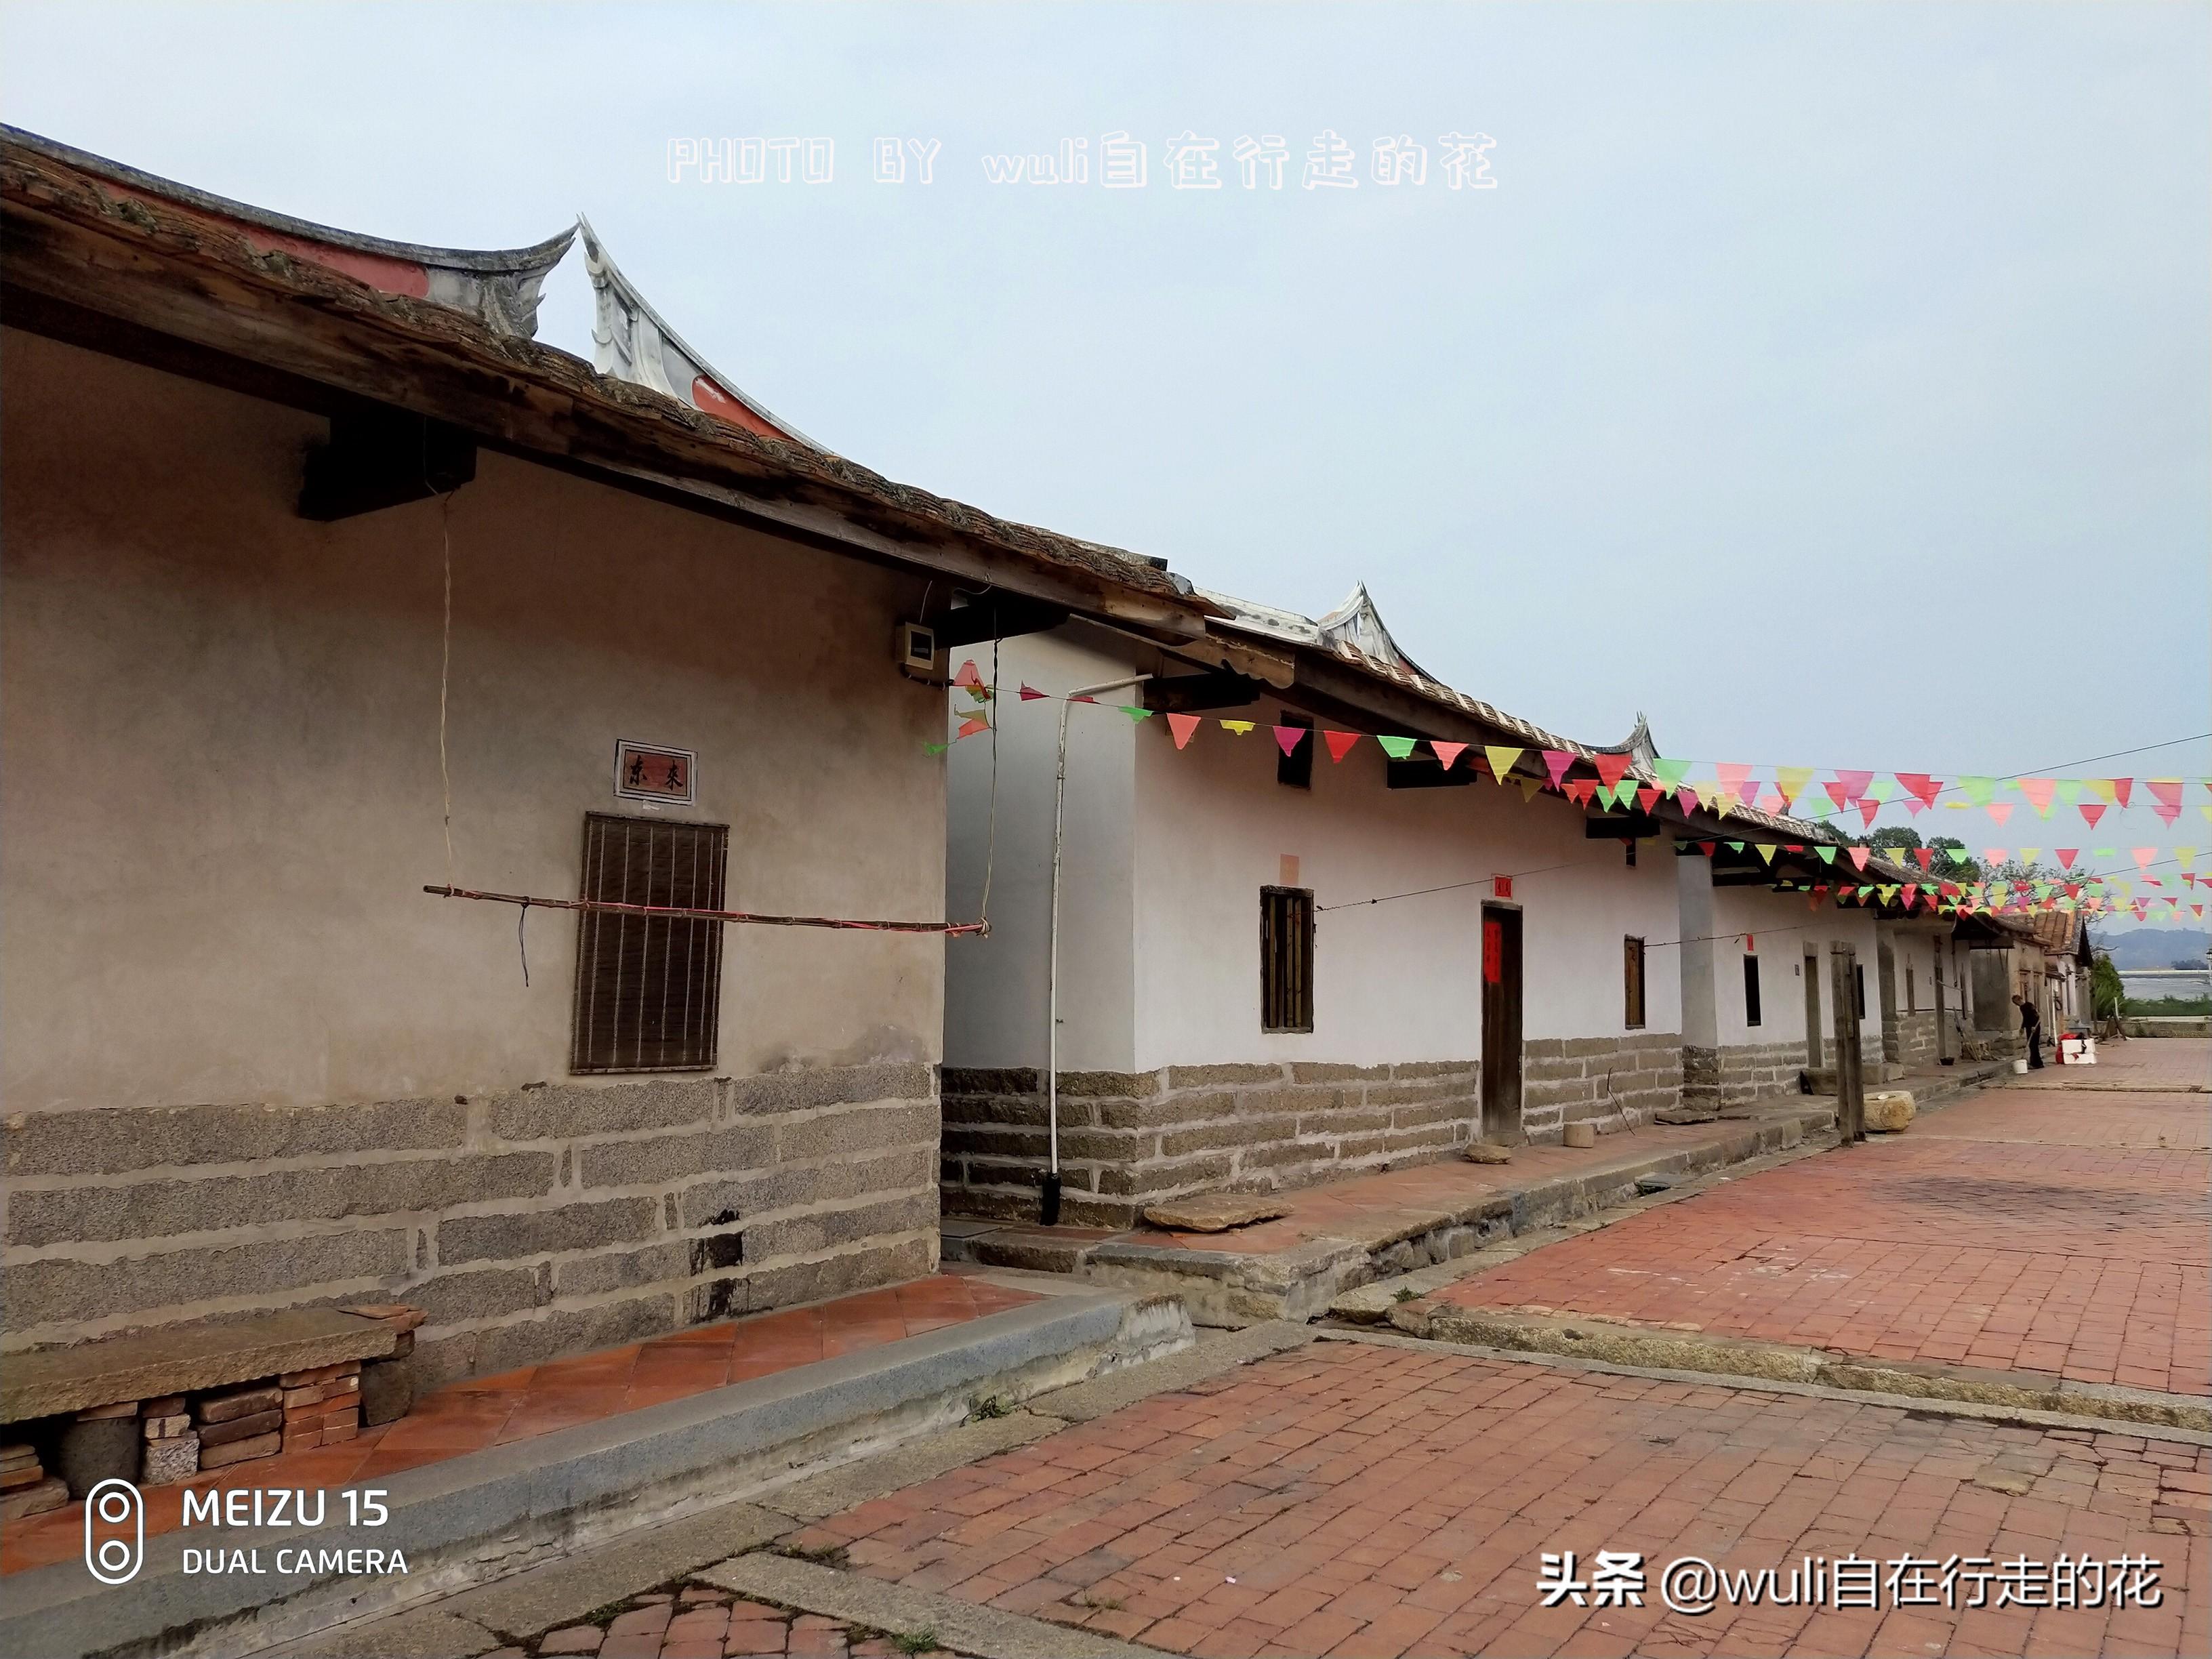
1515;776;1544;803
1484;745;1524;785
1220;720;1255;736
1775;766;1815;806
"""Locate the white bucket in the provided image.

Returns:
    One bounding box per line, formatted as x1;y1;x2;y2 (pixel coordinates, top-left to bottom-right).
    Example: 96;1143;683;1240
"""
2012;1059;2030;1075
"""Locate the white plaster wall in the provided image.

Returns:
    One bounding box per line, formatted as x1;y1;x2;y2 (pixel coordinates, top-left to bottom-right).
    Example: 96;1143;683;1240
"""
942;628;1138;1070
2;329;947;1112
1706;880;1885;1052
1128;699;1683;1069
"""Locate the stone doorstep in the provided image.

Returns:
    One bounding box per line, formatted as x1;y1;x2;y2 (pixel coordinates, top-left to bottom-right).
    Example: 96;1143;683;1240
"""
1408;1305;2212;1434
0;1289;1195;1659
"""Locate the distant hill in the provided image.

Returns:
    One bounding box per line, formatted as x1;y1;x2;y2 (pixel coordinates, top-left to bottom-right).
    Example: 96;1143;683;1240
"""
2092;926;2211;969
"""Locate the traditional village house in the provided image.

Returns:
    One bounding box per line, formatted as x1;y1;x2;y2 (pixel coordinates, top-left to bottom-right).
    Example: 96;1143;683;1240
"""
938;588;1926;1229
0;128;1233;1382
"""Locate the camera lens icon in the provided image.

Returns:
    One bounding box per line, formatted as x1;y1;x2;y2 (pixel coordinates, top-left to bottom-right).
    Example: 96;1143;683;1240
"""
83;1478;144;1584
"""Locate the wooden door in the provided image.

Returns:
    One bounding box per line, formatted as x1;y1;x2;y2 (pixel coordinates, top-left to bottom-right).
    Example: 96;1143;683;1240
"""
1803;953;1822;1071
1480;904;1523;1141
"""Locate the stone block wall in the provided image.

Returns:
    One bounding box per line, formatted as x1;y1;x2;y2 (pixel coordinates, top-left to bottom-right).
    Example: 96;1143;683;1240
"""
3;1062;939;1385
1521;1034;1684;1142
941;1061;1481;1230
1887;1010;1940;1067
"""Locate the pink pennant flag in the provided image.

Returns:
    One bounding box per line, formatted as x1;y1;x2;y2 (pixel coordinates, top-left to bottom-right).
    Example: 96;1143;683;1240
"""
1847;847;1870;871
1019;683;1047;701
1902;884;1921;907
1986;802;2013;825
1069;693;1097;704
1984;848;2007;866
956;716;990;739
1756;794;1786;815
2018;777;2055;815
1832;769;1874;801
1542;750;1576;789
1272;724;1307;758
2147;779;2184;824
1912;848;1933;871
1676;787;1702;815
1593;753;1632;790
1166;712;1202;749
2110;778;2134;807
1858;801;1881;828
1324;730;1362;763
1431;740;1468;771
1636;785;1660;813
1822;780;1853;811
2133;847;2157;871
1895;773;1943;809
2079;802;2108;827
2055;848;2078;869
1715;762;1754;799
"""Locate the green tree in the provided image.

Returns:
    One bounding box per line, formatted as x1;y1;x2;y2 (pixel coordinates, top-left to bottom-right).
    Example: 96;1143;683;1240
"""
2091;952;2125;1019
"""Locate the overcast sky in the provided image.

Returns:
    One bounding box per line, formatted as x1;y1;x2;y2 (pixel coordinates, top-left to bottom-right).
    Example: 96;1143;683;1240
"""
5;1;2205;874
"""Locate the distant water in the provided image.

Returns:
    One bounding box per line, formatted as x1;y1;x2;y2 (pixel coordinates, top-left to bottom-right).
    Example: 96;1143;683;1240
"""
2121;968;2211;1001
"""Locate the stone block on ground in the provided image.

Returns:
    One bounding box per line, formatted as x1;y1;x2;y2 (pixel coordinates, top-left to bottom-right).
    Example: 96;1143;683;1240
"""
0;1465;44;1492
0;1477;67;1521
1142;1194;1291;1232
142;1431;199;1486
360;1355;415;1426
1462;1143;1513;1164
141;1413;190;1439
56;1415;140;1497
1561;1123;1597;1149
1864;1090;1917;1132
1654;1105;1719;1126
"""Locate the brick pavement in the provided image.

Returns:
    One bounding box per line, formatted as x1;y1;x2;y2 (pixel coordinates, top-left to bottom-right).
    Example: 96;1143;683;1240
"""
790;1338;2209;1658
482;1586;963;1658
1427;1052;2211;1396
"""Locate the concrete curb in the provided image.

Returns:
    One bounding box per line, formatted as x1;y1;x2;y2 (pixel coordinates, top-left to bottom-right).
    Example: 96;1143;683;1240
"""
1313;1328;2212;1447
700;1553;1161;1659
13;1292;1193;1659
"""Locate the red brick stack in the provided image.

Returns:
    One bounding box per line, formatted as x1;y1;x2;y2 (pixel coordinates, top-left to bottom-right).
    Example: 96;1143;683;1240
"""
279;1362;361;1452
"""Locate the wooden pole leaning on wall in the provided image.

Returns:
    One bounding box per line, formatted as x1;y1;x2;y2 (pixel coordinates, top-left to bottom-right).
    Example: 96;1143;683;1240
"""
1830;943;1866;1144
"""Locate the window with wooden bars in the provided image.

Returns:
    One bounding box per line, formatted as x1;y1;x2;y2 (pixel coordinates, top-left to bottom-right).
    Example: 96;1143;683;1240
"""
1624;936;1646;1029
571;813;729;1074
1261;886;1315;1033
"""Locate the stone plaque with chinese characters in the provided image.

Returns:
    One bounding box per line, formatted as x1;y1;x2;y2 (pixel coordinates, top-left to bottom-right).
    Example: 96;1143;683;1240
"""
613;741;697;805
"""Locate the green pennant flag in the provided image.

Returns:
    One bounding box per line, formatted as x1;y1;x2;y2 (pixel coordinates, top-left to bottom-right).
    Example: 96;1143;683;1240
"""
1118;705;1153;722
924;741;949;756
1959;776;1995;806
1377;735;1418;760
1727;841;1746;854
1653;758;1690;794
1815;846;1837;863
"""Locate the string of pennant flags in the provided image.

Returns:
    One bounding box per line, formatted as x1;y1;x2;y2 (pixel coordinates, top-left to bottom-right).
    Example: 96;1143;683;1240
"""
929;670;2211;922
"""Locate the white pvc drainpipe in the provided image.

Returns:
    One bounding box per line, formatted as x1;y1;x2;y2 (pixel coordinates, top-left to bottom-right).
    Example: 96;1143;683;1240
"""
1044;671;1150;1225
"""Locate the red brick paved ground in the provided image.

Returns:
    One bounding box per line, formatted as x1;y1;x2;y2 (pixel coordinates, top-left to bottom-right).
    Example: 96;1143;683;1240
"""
794;1338;2209;1658
1429;1052;2211;1396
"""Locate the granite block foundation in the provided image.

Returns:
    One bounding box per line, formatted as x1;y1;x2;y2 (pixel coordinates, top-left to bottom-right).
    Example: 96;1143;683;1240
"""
3;1063;941;1382
941;1061;1483;1229
1519;1033;1684;1142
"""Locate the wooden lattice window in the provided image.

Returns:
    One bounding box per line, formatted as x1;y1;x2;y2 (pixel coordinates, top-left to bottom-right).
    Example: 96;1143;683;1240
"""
1261;886;1315;1033
571;813;729;1073
1624;937;1646;1029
